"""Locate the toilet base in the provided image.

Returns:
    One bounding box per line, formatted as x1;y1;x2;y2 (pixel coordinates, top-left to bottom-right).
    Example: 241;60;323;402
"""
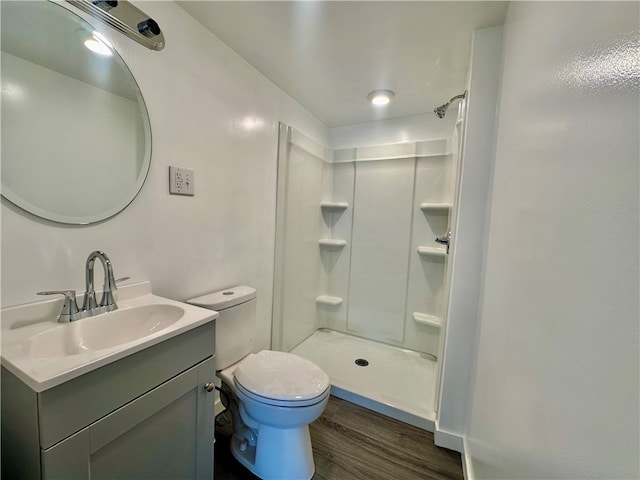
230;425;315;480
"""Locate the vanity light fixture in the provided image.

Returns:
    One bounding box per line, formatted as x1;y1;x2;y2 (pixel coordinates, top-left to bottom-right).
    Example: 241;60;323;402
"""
368;90;395;106
83;31;113;56
67;0;165;51
92;0;118;11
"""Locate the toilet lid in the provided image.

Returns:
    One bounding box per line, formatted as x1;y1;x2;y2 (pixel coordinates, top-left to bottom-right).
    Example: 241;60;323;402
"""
234;351;330;401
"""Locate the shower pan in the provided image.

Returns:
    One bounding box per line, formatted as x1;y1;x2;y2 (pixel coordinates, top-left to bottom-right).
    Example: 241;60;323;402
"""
272;119;464;430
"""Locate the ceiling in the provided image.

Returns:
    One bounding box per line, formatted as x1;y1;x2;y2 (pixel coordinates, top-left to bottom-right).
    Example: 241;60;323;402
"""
177;1;508;128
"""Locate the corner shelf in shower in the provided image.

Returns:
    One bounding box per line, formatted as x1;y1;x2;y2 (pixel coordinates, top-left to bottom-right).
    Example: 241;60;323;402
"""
417;246;447;257
412;312;441;328
419;203;451;212
320;202;349;211
316;295;343;307
319;239;347;248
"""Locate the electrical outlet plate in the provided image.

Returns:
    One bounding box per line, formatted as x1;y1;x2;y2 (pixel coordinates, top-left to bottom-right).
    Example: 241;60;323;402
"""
169;166;194;196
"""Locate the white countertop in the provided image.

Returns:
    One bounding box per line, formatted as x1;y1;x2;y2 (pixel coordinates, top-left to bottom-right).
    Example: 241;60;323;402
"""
1;281;217;392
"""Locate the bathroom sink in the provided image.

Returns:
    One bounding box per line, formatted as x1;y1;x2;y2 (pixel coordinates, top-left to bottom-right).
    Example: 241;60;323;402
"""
1;281;218;392
24;304;184;358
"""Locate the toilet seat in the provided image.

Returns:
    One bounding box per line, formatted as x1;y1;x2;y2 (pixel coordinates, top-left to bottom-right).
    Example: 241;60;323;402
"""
233;350;330;404
235;380;330;407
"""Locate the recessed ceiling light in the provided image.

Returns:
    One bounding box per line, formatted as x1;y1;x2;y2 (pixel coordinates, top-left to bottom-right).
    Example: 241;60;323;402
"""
368;90;394;106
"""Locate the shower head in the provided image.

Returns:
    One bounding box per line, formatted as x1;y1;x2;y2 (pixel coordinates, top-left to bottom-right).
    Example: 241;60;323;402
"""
434;103;450;118
433;92;467;119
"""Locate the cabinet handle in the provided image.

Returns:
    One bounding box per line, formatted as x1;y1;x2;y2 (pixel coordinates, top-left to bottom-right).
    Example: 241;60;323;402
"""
204;383;215;392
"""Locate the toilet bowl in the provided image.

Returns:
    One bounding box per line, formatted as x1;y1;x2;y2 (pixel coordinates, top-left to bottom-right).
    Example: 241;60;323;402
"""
187;286;330;480
219;350;330;480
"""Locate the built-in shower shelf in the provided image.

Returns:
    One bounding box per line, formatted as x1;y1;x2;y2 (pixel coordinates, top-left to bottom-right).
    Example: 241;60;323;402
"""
319;239;347;248
320;202;349;211
417;246;446;257
412;312;441;328
316;295;343;307
419;203;451;212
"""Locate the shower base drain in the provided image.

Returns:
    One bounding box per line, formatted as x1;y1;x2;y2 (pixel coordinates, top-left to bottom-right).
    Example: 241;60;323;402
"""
354;358;369;367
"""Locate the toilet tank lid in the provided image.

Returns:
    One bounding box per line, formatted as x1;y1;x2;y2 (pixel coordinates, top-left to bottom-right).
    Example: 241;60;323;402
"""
187;285;256;310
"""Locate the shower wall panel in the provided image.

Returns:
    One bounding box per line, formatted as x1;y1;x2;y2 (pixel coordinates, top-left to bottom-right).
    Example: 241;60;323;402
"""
276;142;327;351
273;127;453;356
404;156;452;355
317;163;354;332
347;158;415;343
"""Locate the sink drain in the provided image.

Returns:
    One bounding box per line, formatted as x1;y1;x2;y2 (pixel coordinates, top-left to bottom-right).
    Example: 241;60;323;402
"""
354;358;369;367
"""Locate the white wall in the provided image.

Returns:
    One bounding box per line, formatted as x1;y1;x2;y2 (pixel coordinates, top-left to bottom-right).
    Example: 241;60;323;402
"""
0;1;328;353
466;2;639;478
436;26;503;448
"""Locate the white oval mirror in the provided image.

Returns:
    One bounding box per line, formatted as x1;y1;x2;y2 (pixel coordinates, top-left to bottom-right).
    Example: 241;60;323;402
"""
1;1;151;225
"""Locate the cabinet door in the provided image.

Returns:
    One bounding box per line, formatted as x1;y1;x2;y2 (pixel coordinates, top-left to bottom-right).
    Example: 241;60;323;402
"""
42;356;215;480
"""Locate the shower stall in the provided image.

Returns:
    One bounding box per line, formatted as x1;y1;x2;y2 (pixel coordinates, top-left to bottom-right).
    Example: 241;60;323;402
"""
272;118;463;430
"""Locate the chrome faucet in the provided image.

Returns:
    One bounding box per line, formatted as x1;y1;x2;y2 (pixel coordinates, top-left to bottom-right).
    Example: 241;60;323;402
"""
37;250;119;322
82;250;118;315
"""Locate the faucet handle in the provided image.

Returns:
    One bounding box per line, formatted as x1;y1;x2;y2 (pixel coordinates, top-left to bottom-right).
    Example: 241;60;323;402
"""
37;290;82;322
435;229;452;254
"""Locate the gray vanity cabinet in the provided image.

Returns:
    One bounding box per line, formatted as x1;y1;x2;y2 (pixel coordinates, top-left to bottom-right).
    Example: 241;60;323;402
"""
42;356;214;479
1;322;216;480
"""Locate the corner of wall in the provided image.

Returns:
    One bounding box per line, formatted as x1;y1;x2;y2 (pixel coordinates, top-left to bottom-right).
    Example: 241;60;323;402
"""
434;421;464;453
436;23;504;441
461;437;475;480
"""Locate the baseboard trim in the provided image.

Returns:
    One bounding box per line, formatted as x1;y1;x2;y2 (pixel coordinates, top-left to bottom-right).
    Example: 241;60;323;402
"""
461;437;474;480
434;422;464;453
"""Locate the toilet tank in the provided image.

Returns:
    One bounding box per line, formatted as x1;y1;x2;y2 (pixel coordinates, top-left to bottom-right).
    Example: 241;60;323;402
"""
187;286;256;370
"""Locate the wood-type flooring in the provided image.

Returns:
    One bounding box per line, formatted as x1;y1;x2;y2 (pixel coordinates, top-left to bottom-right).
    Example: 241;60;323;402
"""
214;395;464;480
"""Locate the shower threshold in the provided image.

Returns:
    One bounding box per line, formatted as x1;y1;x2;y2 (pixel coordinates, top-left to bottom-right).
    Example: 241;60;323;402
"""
290;328;437;431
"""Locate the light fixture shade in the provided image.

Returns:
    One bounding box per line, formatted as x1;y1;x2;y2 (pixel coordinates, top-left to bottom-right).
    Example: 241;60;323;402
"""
368;90;394;106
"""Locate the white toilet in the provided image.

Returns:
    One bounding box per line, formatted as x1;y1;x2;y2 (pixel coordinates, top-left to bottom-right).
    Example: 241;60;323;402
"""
187;286;330;480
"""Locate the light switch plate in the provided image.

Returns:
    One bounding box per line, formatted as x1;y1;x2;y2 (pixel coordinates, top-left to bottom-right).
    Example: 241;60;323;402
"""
169;166;194;196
